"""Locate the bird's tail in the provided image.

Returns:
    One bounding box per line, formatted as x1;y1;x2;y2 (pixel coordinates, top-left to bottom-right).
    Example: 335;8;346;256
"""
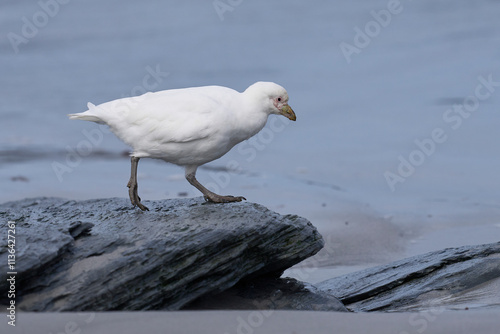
68;102;105;124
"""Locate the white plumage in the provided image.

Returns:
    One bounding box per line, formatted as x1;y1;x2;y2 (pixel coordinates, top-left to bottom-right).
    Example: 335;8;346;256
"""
69;81;296;210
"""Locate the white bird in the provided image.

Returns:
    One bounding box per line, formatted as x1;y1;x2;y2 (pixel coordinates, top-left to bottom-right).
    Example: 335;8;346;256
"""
68;81;296;211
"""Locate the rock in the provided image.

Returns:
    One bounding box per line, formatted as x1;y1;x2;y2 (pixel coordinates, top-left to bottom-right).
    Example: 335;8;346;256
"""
316;242;500;312
183;276;348;312
0;197;324;311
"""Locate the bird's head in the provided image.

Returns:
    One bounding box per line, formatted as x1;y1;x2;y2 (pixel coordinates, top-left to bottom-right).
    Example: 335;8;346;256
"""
245;82;296;121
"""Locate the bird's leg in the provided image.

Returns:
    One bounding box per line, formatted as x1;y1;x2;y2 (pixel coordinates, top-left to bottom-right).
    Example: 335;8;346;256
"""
185;166;246;203
127;156;149;211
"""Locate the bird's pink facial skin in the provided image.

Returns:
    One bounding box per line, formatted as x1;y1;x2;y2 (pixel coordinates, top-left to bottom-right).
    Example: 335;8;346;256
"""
273;97;296;121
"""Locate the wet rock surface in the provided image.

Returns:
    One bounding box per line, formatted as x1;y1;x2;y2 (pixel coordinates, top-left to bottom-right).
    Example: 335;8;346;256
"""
316;242;500;312
0;197;324;311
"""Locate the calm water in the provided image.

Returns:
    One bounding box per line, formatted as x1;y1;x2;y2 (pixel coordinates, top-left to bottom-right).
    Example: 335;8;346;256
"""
1;0;500;274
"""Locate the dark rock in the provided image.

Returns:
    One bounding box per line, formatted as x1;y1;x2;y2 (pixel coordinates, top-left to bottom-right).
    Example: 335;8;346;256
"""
316;242;500;312
0;197;324;311
68;221;95;239
183;276;348;312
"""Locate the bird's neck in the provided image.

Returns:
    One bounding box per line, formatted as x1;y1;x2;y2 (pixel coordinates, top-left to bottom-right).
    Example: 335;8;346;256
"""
232;96;269;141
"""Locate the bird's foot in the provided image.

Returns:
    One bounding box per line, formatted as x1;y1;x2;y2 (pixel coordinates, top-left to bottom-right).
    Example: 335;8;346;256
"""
204;194;246;203
127;180;149;211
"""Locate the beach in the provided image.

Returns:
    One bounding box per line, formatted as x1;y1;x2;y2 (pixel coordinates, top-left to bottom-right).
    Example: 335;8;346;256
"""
1;0;500;331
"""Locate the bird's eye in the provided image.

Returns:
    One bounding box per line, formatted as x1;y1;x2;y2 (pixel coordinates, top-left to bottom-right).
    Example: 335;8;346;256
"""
277;97;282;102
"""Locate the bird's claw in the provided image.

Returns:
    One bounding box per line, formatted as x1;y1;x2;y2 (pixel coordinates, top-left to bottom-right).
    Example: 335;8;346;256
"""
127;181;149;211
135;202;149;211
204;194;246;203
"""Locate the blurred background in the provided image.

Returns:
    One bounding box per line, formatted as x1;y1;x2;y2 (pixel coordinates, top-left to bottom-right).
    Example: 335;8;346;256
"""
1;0;500;280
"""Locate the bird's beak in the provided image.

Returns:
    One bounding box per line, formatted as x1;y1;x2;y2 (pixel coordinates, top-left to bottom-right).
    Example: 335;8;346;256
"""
280;104;296;121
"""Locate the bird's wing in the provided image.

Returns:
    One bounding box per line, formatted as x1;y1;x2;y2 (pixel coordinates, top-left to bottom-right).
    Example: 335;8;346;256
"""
91;86;239;146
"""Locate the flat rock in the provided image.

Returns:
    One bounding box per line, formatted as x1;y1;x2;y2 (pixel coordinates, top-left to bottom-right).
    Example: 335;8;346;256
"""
316;242;500;312
0;197;324;311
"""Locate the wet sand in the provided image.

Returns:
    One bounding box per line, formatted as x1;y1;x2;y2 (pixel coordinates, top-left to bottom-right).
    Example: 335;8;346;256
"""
3;310;500;334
